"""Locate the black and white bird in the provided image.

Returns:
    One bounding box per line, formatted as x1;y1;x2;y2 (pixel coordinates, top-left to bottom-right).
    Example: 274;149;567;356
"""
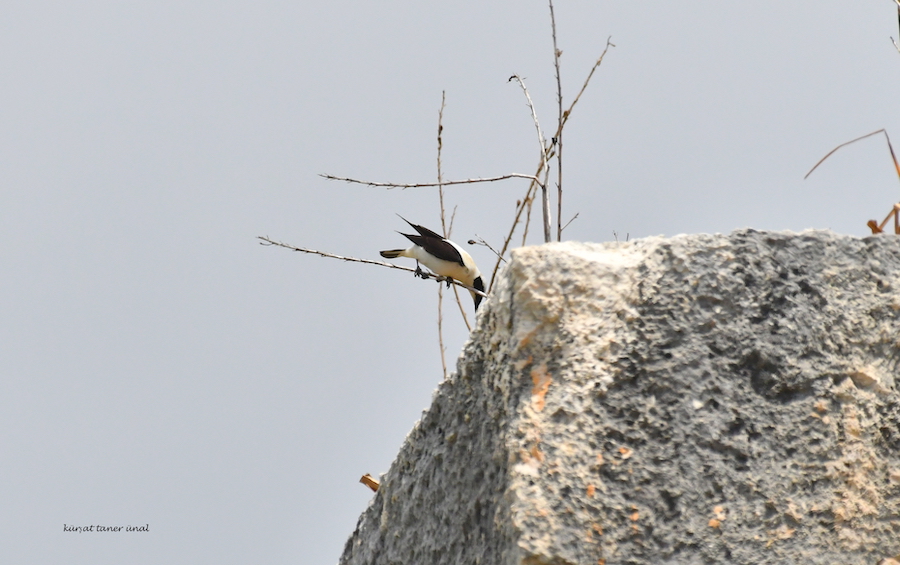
380;218;485;310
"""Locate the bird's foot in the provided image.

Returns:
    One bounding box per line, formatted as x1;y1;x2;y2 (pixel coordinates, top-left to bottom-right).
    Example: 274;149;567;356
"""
414;265;429;280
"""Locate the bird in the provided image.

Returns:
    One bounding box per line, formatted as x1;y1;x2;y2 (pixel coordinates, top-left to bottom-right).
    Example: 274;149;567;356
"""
380;217;485;310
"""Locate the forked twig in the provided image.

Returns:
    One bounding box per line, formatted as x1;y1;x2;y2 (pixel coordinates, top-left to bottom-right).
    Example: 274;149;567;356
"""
468;235;507;264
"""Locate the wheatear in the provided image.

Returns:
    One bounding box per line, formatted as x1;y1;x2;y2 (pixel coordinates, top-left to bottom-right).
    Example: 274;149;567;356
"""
380;218;485;310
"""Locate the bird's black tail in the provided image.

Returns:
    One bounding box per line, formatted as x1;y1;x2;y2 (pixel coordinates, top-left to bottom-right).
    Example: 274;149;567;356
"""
380;249;405;259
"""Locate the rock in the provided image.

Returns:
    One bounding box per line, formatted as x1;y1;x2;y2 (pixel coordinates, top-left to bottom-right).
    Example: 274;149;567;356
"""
338;230;900;565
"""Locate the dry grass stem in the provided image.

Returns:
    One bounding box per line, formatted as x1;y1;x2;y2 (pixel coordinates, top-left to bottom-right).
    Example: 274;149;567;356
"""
257;236;488;299
804;129;900;180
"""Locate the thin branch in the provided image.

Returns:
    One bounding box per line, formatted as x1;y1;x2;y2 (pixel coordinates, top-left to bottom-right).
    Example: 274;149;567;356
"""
508;75;549;166
257;236;488;299
438;90;448;235
804;129;900;181
521;195;535;247
321;173;542;189
443;211;473;337
450;284;471;332
549;0;564;241
554;37;615;139
434;93;471;334
893;0;900;53
508;74;552;243
437;285;447;378
448;205;458;235
560;212;579;233
540;154;552;244
468;235;507;264
488;172;541;292
436;91;449;377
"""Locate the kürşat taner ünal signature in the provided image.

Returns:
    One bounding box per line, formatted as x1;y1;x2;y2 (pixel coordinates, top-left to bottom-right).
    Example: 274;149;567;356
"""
64;524;149;533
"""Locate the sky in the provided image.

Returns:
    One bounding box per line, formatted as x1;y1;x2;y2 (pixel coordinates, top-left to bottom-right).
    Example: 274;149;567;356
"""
2;1;899;563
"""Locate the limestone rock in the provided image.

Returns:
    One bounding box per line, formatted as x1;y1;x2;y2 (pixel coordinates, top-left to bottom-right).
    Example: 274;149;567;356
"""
339;230;900;565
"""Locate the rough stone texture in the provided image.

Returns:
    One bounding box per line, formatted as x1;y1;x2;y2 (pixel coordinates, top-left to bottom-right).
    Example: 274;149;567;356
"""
338;230;900;565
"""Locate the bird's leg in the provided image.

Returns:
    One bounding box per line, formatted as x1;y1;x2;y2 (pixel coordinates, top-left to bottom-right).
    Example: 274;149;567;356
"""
414;262;429;279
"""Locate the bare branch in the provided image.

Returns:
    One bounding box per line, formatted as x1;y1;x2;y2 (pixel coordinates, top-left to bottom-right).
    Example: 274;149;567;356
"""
549;0;564;241
521;194;535;247
438;90;448;235
320;173;542;189
561;212;580;233
468;235;507;264
436;91;449;377
450;284;471;332
555;37;615;138
437;285;447;378
508;73;552;243
508;75;549;165
489;176;540;292
434;92;472;333
257;236;488;299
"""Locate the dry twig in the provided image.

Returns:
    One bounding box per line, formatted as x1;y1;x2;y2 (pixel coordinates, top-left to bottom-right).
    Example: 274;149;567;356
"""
549;0;564;241
804;129;900;180
321;173;542;190
434;91;471;352
436;91;449;376
468;235;507;264
509;74;552;243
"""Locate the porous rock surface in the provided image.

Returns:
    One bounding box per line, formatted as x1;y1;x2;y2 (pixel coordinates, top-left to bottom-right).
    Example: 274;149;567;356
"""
339;230;900;565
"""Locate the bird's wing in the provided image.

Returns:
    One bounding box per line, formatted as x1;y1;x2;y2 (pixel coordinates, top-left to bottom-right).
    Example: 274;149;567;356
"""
400;232;465;267
397;214;446;240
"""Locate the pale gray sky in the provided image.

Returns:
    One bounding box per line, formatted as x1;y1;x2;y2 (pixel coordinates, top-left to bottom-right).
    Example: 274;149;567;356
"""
2;1;899;563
